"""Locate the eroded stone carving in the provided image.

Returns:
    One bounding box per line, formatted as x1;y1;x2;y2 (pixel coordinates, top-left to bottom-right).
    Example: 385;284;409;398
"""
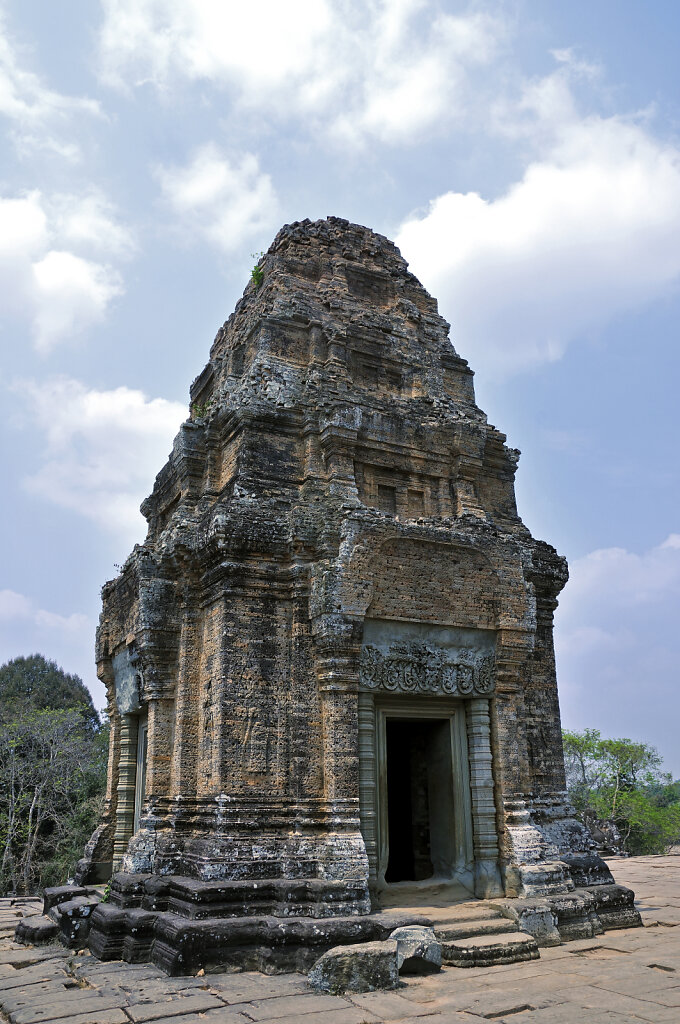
74;216;639;975
360;641;495;696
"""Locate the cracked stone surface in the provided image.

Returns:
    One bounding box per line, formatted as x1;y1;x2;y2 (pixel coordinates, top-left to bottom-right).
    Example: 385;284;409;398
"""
3;854;679;1022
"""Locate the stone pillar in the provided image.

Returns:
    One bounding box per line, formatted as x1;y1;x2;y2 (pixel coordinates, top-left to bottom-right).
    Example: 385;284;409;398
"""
320;685;359;804
493;634;534;808
313;616;370;890
169;603;201;798
113;714;138;868
466;698;503;897
146;698;173;799
357;690;378;885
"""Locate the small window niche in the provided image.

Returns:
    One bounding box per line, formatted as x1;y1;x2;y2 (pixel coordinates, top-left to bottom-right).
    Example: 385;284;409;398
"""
407;489;425;516
377;484;397;514
230;343;245;377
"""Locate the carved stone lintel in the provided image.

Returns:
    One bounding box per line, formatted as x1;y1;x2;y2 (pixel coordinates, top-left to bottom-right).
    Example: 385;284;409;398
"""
360;641;495;697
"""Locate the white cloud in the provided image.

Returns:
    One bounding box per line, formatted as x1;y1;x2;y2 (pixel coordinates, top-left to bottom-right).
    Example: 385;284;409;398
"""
555;535;680;773
155;144;278;252
97;0;505;145
17;376;186;542
396;107;680;374
395;53;680;376
0;589;88;633
32;251;123;353
0;11;101;158
0;189;132;350
50;192;136;260
0;590;32;619
561;535;680;615
0;589;100;706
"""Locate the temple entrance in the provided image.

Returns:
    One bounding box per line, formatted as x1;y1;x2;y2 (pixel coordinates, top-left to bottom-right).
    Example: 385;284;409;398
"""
385;718;456;882
359;695;476;896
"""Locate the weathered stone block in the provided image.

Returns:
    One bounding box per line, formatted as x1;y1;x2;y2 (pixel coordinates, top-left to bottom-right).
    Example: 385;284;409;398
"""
308;939;399;993
389;925;441;973
14;915;59;945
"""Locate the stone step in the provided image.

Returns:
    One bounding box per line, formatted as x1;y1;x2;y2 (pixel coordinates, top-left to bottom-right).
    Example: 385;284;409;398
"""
425;903;506;927
435;916;517;941
441;931;540;968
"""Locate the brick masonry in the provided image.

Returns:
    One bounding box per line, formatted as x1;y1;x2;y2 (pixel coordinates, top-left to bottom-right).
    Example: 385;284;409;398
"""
76;217;637;972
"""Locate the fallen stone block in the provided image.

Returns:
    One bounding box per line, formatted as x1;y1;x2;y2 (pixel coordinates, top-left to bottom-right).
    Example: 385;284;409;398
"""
440;930;540;967
308;939;399;994
585;883;642;931
491;898;562;947
14;916;59;945
389;925;441;974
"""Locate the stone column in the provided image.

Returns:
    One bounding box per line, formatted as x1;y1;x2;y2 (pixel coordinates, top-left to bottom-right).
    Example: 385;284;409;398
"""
319;683;359;805
357;690;378;885
466;698;503;897
146;698;173;799
313;616;370;891
169;603;201;798
113;714;138;868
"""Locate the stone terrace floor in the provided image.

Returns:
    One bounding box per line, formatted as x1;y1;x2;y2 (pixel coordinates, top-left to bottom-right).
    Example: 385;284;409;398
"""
0;855;679;1024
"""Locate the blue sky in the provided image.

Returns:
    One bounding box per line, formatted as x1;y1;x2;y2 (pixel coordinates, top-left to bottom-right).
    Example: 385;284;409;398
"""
1;1;678;774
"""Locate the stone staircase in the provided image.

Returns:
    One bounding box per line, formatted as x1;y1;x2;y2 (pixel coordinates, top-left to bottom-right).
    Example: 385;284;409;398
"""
427;902;540;968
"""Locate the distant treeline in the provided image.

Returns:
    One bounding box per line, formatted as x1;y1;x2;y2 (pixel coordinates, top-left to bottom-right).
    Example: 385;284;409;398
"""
563;728;680;856
0;655;107;895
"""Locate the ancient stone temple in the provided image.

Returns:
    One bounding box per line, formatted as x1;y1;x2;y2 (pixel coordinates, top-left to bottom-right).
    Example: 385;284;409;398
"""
78;217;638;973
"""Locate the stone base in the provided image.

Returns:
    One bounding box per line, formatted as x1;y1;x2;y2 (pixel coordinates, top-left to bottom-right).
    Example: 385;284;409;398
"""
492;883;642;946
87;903;429;975
109;870;371;918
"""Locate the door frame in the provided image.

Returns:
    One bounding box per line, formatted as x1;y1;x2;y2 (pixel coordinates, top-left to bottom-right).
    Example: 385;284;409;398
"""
369;695;475;890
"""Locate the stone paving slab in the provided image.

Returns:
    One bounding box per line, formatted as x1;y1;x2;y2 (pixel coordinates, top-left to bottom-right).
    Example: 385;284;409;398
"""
1;856;679;1023
237;991;355;1019
124;992;228;1022
347;989;435;1017
144;1013;252;1024
249;1010;383;1024
22;1012;129;1024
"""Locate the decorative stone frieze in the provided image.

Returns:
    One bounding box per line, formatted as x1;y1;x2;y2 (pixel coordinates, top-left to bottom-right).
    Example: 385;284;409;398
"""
360;641;495;697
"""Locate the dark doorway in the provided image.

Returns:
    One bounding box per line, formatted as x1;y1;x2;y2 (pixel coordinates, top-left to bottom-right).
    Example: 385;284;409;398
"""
385;717;456;883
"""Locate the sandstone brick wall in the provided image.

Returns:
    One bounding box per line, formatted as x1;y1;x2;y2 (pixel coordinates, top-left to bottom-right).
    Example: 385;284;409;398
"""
81;217;596;910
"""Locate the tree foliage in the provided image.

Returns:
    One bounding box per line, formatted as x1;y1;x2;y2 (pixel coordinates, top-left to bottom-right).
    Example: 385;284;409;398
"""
0;655;107;894
563;728;680;856
0;654;99;733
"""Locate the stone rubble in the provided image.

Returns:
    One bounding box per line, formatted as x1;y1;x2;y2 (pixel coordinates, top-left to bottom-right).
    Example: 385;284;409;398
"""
389;924;442;974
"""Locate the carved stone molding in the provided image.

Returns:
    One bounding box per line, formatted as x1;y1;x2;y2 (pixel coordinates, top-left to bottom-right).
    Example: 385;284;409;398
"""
360;640;495;697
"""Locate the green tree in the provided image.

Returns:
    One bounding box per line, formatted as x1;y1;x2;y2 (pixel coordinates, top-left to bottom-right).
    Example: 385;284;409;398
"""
563;729;680;856
0;655;99;732
0;655;107;893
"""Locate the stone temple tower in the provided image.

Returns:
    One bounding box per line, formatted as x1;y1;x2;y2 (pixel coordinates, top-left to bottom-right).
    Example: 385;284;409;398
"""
79;217;637;973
